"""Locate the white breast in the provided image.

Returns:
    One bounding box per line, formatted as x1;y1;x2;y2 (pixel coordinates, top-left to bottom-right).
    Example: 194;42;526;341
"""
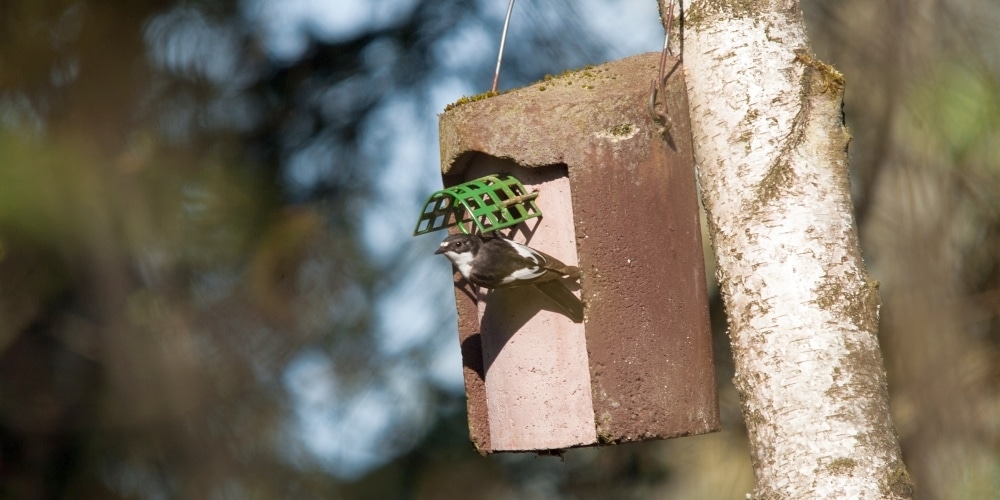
445;250;475;280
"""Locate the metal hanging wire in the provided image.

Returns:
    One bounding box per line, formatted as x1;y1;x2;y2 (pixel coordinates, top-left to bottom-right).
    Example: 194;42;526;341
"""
649;0;678;129
491;0;517;93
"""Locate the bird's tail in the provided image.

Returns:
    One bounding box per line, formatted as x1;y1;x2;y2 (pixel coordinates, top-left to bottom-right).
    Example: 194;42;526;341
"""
562;266;581;280
535;280;584;323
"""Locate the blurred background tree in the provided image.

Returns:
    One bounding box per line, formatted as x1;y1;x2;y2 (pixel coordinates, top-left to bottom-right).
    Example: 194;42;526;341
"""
0;0;997;499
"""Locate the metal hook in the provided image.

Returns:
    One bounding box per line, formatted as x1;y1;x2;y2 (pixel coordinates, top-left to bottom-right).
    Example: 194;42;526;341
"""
649;0;677;128
491;0;517;94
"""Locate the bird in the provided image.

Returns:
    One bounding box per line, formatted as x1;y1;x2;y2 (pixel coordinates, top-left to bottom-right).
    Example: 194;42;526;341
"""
435;233;584;322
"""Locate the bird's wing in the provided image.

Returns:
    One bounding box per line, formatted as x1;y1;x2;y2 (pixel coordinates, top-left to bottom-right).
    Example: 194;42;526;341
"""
506;239;579;279
502;240;548;285
534;281;584;322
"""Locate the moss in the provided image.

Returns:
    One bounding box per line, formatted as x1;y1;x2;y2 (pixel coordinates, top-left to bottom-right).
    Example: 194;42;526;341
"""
610;123;634;136
886;463;915;498
537;63;612;89
595;411;616;443
444;90;500;112
795;49;846;96
860;278;881;332
826;457;858;475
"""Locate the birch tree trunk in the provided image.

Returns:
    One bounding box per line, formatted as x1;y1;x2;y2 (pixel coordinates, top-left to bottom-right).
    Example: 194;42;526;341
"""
663;1;914;497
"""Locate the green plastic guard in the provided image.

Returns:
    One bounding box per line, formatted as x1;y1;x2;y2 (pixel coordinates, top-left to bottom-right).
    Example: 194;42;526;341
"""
413;174;542;235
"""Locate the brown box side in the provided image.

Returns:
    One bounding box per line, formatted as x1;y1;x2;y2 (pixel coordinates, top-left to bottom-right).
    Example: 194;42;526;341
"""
570;68;719;439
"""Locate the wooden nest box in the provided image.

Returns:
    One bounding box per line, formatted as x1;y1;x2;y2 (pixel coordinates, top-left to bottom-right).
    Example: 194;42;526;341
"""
436;52;718;454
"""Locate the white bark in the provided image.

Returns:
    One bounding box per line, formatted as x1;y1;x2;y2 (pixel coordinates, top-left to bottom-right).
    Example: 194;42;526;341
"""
671;0;913;498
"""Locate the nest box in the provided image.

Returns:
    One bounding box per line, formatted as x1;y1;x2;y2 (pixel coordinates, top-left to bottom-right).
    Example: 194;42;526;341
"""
434;52;718;454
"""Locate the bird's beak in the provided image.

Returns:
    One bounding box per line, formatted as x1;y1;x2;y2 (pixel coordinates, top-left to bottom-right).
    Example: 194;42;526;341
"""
434;246;446;255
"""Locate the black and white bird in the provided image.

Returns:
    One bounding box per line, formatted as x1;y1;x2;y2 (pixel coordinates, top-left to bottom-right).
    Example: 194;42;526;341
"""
435;233;584;322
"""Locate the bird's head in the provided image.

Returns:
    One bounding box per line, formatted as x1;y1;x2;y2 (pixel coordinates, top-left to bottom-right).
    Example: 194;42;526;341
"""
434;233;479;258
435;233;481;279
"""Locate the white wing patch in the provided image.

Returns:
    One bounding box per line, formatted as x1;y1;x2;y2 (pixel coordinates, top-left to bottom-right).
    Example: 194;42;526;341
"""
506;239;545;262
500;265;546;284
499;239;547;284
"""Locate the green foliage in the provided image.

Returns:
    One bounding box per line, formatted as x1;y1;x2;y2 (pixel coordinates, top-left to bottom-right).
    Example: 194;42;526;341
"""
905;63;1000;163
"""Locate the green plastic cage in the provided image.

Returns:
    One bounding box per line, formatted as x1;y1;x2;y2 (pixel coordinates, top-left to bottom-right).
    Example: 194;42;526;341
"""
413;174;542;235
